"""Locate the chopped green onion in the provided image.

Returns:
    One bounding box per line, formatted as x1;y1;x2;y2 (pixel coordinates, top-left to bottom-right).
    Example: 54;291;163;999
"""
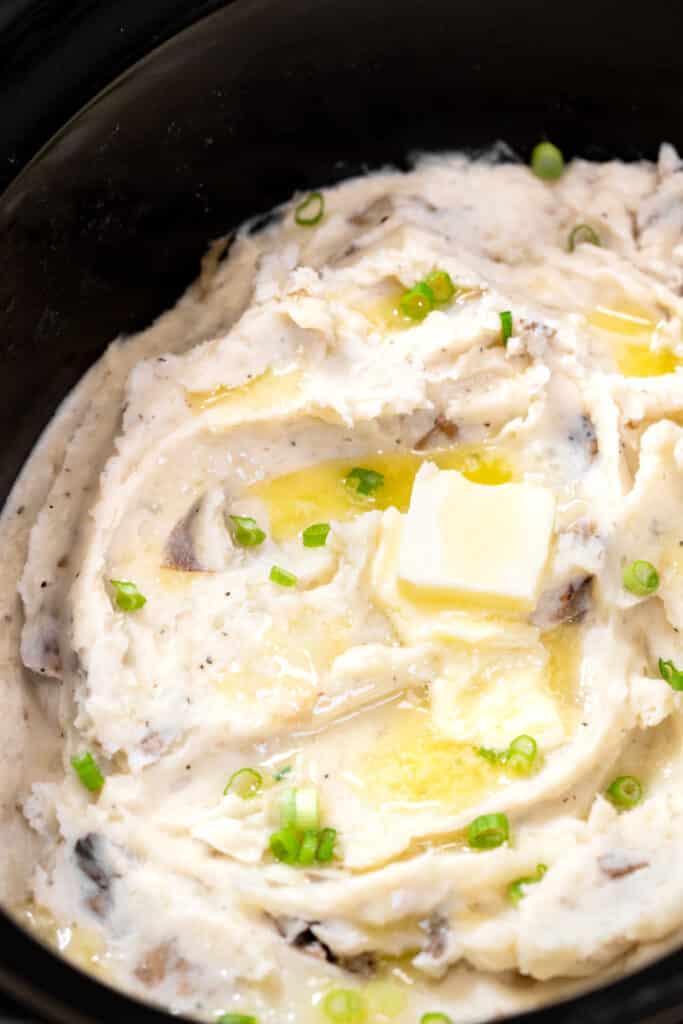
280;787;297;829
322;989;367;1024
269;827;302;864
316;827;337;863
420;1015;454;1024
279;786;320;831
659;657;683;691
345;467;385;497
424;270;456;304
224;767;262;799
270;565;297;587
228;515;266;547
273;764;292;781
467;812;509;850
216;1015;259;1024
505;735;538;774
399;282;435;321
477;735;538;774
568;224;601;251
295;787;320;831
530;141;565;181
302;522;331;547
623;559;659;597
508;863;547;905
605;775;643;810
295;191;324;226
499;310;513;344
298;830;320;866
109;579;146;612
71;752;104;793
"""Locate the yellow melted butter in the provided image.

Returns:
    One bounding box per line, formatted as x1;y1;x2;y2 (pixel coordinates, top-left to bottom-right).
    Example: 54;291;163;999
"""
21;905;108;978
215;610;356;701
363;704;500;811
363;626;580;813
186;367;304;413
588;305;679;377
250;446;513;542
542;622;583;719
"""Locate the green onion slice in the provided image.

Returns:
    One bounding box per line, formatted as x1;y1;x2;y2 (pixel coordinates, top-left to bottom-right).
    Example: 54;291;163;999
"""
499;310;513;344
568;224;601;251
298;830;320;866
295;191;325;226
269;827;302;864
605;775;643;810
477;746;501;766
530;141;565;181
71;752;104;792
273;764;292;781
345;466;385;497
467;812;510;850
505;735;538;774
228;515;266;547
224;767;262;799
623;559;659;597
508;863;547;905
399;282;435;321
216;1015;259;1024
321;989;367;1024
270;565;298;587
110;579;146;612
280;786;320;831
420;1014;454;1024
659;657;683;691
316;827;337;863
302;522;331;548
280;787;297;829
424;270;456;304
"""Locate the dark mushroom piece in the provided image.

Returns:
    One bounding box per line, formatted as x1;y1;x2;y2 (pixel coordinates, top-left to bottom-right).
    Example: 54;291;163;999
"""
269;915;377;976
74;833;113;917
531;575;594;629
598;850;649;879
163;501;204;572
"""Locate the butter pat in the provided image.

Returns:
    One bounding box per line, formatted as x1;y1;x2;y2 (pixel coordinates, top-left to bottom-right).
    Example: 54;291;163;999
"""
398;464;555;610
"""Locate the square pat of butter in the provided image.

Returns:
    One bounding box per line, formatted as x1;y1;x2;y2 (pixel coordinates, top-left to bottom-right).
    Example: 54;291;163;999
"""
398;463;555;610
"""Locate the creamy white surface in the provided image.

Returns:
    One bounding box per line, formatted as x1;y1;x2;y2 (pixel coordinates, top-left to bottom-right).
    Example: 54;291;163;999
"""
3;144;683;1021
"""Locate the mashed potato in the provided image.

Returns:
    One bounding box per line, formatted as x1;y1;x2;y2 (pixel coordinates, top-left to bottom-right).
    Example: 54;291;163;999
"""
3;143;683;1021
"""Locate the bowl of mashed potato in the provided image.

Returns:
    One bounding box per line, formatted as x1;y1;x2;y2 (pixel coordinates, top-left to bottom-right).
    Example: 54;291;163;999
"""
2;3;683;1024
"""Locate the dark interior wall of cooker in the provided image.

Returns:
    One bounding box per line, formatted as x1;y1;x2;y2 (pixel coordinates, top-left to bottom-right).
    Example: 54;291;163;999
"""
1;0;682;506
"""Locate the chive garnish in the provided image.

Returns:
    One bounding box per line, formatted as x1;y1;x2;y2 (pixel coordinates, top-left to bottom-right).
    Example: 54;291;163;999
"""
223;767;263;799
110;579;146;612
659;658;683;691
345;467;384;497
228;515;266;547
270;565;297;587
605;775;643;810
530;141;565;181
467;812;510;850
623;560;659;597
295;191;324;226
302;522;331;547
71;752;104;792
568;224;601;251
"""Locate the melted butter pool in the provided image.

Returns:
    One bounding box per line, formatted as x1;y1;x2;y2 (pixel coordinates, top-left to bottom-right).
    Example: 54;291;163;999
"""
588;305;679;377
249;446;513;542
186;367;304;413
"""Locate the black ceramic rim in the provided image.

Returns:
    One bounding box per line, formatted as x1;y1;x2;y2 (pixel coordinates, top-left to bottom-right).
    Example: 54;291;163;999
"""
2;1;683;1021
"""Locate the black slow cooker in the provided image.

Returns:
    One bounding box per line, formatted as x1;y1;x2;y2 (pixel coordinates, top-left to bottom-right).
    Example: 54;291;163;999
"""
2;1;683;1021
